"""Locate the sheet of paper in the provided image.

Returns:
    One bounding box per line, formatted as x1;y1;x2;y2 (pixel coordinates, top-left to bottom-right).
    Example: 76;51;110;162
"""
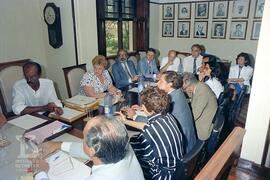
50;107;84;120
8;114;47;130
128;87;139;93
65;95;96;107
46;151;91;180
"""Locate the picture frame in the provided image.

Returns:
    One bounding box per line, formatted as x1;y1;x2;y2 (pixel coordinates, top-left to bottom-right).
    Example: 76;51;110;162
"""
211;21;227;39
230;21;248;40
254;0;265;18
195;2;209;19
163;4;175;20
194;21;208;38
213;1;229;19
232;0;250;19
177;21;190;38
178;3;191;19
251;21;261;40
162;21;174;37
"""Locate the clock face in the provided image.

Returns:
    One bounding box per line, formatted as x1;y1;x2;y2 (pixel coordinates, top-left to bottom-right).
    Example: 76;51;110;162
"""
44;6;56;25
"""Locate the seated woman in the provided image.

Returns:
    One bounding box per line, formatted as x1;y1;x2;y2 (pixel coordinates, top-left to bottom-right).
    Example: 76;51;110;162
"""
228;52;253;97
79;55;121;98
116;87;185;179
199;55;224;98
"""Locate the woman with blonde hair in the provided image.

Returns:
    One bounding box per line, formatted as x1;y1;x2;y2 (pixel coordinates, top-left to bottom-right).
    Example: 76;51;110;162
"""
79;55;120;98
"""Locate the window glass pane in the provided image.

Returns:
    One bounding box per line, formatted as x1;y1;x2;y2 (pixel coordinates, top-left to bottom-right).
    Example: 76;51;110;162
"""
121;0;134;19
105;0;119;18
106;21;118;56
122;21;133;52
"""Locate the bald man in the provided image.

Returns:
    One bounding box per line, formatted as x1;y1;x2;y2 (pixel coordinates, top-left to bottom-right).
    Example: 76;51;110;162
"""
160;50;181;73
32;116;144;180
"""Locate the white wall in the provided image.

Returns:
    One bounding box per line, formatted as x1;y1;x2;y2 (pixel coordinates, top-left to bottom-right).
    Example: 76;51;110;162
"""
150;1;259;65
150;3;160;52
0;0;47;68
240;0;270;166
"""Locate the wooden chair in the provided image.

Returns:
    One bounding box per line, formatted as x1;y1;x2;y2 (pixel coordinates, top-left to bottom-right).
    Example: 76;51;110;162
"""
62;64;87;98
176;51;191;64
195;127;246;180
0;59;30;117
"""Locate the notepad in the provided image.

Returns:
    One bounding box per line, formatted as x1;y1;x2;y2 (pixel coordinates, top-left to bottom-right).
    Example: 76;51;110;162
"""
46;150;91;180
49;107;86;122
8;115;47;130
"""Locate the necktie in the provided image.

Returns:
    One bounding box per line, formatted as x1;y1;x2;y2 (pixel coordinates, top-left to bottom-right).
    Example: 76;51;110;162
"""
193;58;197;74
123;62;132;78
238;66;243;78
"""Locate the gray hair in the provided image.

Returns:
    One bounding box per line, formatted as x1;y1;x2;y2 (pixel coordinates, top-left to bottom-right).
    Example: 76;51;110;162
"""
182;72;198;86
85;116;129;164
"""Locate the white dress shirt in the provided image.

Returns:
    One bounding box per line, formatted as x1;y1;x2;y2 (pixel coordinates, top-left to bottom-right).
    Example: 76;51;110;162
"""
183;55;203;73
12;78;62;115
160;56;181;72
35;142;144;180
229;65;253;93
205;77;224;98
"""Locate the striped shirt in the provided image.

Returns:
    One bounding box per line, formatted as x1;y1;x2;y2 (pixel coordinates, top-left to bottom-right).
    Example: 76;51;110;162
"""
130;113;185;180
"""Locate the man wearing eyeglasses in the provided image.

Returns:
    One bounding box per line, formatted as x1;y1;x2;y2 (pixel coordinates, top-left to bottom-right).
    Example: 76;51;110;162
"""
12;61;63;116
182;44;203;74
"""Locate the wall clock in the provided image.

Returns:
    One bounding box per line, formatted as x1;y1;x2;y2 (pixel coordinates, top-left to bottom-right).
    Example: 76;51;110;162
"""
43;3;63;48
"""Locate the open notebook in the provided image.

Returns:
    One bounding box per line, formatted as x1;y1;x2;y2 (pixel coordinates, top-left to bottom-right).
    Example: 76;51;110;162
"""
46;150;91;180
49;107;86;122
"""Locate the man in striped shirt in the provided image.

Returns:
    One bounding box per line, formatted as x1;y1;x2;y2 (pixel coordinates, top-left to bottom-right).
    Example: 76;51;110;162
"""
117;87;185;179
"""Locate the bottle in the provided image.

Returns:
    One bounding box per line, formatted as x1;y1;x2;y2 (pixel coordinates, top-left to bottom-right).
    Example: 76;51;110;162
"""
104;93;113;117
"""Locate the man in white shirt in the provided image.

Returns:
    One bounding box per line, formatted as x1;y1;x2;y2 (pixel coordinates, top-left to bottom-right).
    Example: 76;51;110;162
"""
160;50;181;73
12;61;63;115
183;44;203;74
32;116;144;180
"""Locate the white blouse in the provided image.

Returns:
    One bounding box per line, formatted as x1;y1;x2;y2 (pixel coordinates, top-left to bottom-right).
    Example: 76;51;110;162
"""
205;77;224;99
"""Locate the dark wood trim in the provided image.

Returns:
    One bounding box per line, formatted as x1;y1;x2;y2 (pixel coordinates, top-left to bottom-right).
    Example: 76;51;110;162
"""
62;64;87;98
176;51;191;57
71;0;79;65
106;51;139;59
261;119;270;167
0;59;30;117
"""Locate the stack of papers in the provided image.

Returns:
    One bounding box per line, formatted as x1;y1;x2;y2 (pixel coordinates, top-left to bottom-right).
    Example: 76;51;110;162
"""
64;95;99;112
46;151;91;180
49;107;86;122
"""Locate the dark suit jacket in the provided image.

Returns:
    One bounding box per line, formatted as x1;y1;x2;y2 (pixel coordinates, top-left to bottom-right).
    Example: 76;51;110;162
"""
112;59;137;89
191;82;217;140
170;89;197;153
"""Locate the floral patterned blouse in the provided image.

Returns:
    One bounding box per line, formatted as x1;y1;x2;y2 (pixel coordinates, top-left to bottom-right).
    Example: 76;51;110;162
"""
79;70;112;96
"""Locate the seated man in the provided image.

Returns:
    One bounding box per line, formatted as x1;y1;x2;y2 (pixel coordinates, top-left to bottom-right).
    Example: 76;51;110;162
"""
182;72;217;140
33;116;144;180
12;61;63;116
0;113;7;127
137;48;159;81
112;49;139;91
183;44;203;74
160;50;181;73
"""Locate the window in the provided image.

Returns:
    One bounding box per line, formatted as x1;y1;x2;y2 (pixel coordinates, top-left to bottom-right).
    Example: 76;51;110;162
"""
97;0;149;56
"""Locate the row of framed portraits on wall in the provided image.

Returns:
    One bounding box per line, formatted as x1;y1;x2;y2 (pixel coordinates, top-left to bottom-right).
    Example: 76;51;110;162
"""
162;20;261;40
163;0;264;20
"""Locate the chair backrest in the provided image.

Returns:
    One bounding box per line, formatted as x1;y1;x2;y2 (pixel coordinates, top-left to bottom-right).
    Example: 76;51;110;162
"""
107;58;115;81
195;127;246;180
129;55;138;69
172;140;205;180
62;64;87;98
176;51;191;64
0;59;30;116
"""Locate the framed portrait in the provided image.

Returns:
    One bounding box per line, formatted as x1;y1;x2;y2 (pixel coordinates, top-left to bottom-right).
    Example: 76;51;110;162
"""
195;2;209;19
194;21;208;38
177;21;190;38
254;0;265;18
163;4;175;20
162;21;174;37
211;21;227;39
178;3;191;19
251;21;261;40
213;1;229;19
232;0;250;18
230;21;248;40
